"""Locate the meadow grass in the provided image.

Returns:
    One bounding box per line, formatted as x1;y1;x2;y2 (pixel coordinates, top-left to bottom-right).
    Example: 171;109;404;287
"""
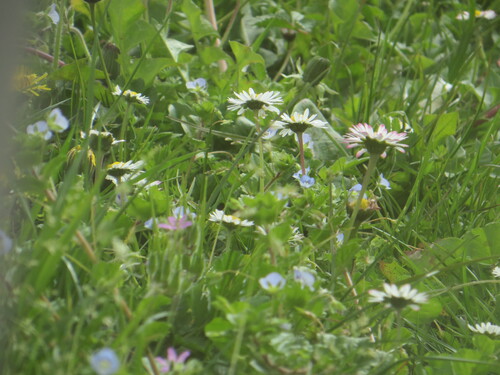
1;0;499;374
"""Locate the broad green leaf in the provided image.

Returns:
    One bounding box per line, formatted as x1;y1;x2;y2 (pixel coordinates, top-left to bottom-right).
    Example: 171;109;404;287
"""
205;317;233;342
109;0;145;49
164;38;193;62
121;19;160;54
229;41;266;71
292;99;347;160
462;222;500;262
379;260;412;283
51;60;105;81
130;58;175;87
181;0;218;41
200;46;230;65
423;112;458;147
406;299;443;322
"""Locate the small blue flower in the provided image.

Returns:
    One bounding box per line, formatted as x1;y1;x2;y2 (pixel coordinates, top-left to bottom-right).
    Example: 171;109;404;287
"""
90;348;120;375
27;121;52;140
47;108;69;132
299;175;315;188
26;108;69;140
379;173;391;189
172;206;196;219
349;184;362;192
293;169;315;188
336;232;344;245
144;218;159;229
293;268;315;291
48;4;60;25
301;133;314;148
186;78;207;90
262;127;278;139
348;184;370;207
0;230;12;255
259;272;286;291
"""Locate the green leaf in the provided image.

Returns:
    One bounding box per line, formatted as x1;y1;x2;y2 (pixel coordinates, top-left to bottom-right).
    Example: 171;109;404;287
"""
121;19;160;54
229;41;266;71
164;38;194;62
131;58;176;87
463;222;500;262
109;0;146;49
205;317;233;343
200;46;230;65
424;112;458;147
292;99;347;160
51;60;105;81
406;299;442;322
181;0;218;41
379;260;411;283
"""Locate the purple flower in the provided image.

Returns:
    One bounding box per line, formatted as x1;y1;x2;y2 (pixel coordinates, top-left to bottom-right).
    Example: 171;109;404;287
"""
157;216;193;230
343;123;408;158
155;347;191;373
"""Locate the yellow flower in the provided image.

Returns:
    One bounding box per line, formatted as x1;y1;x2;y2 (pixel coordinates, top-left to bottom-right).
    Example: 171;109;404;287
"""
13;67;51;96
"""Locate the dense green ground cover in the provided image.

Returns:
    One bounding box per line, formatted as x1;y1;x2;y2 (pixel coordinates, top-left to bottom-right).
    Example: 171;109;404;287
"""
1;0;499;374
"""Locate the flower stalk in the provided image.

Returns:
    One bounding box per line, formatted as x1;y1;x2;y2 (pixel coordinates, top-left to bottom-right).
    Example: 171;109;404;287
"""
254;111;266;193
344;153;380;242
297;131;307;175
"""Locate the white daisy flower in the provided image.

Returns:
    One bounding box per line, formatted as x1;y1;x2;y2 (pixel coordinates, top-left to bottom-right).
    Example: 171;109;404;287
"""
456;10;496;20
273;108;328;136
107;160;144;173
106;160;146;185
113;85;150;105
467;322;500;336
343;123;408;158
368;283;428;311
492;266;500;278
208;209;254;227
81;130;124;151
259;272;286;291
227;88;283;118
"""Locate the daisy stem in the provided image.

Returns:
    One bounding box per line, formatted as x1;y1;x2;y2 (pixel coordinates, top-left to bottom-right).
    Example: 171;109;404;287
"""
297;132;306;175
344;153;380;242
119;102;132;160
395;310;402;345
254;112;265;193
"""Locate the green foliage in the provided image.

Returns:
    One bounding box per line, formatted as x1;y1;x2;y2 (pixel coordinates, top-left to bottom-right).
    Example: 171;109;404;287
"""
2;0;500;374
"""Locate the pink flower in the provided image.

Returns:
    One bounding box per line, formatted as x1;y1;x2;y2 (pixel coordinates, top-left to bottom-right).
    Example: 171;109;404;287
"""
157;216;193;231
343;123;408;158
155;347;191;373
